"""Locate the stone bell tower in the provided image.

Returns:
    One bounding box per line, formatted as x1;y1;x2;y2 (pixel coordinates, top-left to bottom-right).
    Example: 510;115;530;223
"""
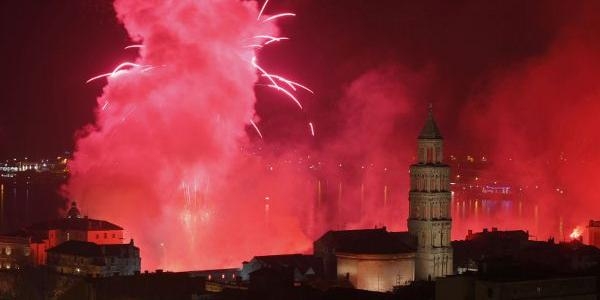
407;106;453;280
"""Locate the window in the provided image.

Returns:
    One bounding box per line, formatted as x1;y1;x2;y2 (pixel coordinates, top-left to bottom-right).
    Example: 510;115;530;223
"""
96;234;99;239
427;148;433;163
104;232;107;239
112;234;116;238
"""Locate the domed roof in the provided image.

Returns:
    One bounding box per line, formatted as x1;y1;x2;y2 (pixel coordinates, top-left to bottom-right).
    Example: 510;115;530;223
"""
67;201;82;219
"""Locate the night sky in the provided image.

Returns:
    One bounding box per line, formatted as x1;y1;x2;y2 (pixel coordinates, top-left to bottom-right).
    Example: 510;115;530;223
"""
0;0;582;158
3;0;600;270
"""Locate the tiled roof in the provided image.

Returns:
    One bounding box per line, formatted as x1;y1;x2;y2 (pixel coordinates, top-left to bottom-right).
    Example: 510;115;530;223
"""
316;228;416;254
251;254;323;275
418;109;443;139
27;217;123;231
47;240;137;258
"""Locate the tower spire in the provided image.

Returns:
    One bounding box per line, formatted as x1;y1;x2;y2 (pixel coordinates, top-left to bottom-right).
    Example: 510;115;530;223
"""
419;105;442;140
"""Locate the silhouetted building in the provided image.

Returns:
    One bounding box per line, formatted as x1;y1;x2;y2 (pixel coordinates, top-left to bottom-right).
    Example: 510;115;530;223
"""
453;228;600;274
241;254;323;284
190;268;240;283
437;273;597;300
46;239;140;277
589;220;600;248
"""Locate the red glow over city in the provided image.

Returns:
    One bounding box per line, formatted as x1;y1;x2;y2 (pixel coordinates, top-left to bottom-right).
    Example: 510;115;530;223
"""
58;0;600;271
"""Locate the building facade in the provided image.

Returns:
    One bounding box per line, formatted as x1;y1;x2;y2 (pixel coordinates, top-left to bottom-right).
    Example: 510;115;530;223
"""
0;236;32;269
25;202;124;265
336;251;415;291
314;228;416;291
407;108;453;280
46;239;140;277
588;220;600;248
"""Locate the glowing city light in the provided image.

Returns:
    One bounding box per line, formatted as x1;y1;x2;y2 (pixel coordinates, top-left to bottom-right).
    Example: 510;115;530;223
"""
569;227;583;240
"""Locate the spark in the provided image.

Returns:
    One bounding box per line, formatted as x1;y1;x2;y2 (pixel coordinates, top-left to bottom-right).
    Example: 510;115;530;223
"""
263;74;314;94
86;62;145;84
265;37;289;45
124;45;144;50
309;122;315;136
268;84;303;110
251;56;278;87
251;58;307;110
86;73;114;84
263;13;296;23
249;120;264;139
257;0;270;20
253;35;289;45
101;101;109;111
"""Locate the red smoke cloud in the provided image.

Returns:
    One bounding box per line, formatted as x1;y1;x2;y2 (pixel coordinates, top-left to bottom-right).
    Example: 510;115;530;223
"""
65;0;302;270
457;1;600;241
66;0;600;271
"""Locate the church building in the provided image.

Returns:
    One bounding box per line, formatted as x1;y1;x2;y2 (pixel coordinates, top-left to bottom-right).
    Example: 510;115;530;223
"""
314;108;453;291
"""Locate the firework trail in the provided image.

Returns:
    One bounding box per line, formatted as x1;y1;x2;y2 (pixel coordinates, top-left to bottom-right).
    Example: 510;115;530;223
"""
250;120;264;139
86;62;145;83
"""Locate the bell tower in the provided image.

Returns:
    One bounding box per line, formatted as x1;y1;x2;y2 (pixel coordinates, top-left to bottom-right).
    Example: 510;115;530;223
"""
408;106;453;280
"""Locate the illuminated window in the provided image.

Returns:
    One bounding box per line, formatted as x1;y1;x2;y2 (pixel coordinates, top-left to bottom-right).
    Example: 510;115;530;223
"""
4;247;11;256
221;274;225;279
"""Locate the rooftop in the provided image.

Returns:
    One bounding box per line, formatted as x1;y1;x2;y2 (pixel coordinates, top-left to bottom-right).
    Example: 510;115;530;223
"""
315;228;416;254
250;254;323;275
47;240;137;258
27;217;123;232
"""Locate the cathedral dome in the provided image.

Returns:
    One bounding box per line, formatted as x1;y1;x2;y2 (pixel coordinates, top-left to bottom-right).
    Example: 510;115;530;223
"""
67;201;82;219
